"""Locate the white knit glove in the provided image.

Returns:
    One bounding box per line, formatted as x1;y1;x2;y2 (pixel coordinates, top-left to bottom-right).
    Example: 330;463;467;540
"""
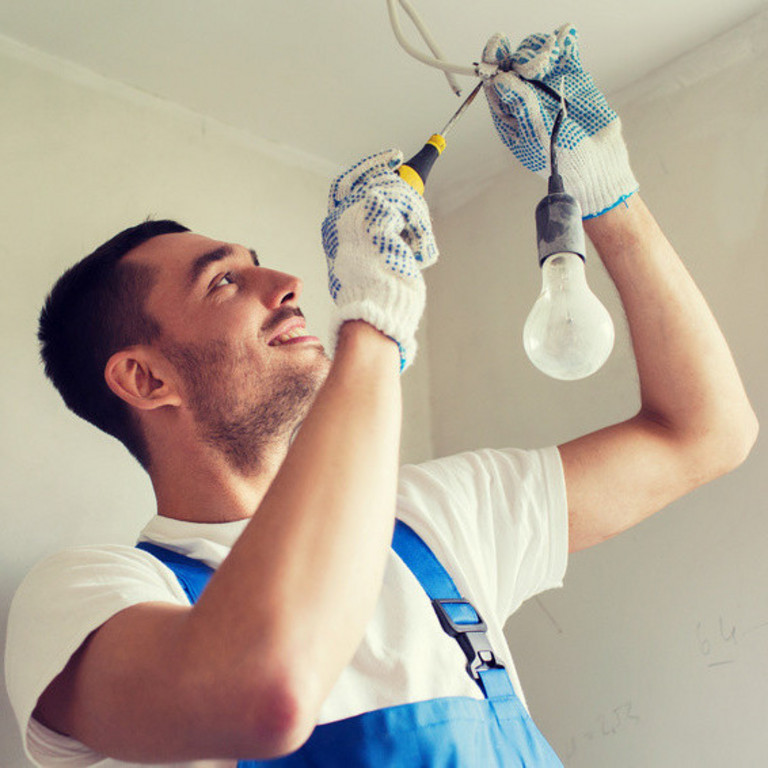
480;24;638;218
321;149;438;372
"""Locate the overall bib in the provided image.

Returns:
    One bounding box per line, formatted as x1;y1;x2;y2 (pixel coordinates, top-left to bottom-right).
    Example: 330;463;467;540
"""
137;521;563;767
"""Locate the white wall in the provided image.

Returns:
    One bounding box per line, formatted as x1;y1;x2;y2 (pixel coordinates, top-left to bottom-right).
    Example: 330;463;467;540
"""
0;37;433;766
426;12;767;767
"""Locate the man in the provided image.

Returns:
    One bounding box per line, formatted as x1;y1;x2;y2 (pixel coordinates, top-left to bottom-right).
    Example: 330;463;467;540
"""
5;26;757;767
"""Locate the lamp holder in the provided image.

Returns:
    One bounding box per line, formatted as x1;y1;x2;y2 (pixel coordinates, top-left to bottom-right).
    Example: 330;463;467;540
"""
534;190;586;267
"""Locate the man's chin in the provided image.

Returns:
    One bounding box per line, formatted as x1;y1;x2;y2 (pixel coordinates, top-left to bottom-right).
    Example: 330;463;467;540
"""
309;348;333;382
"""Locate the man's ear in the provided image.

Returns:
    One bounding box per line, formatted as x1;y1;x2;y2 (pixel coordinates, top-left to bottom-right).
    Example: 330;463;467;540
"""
104;346;182;411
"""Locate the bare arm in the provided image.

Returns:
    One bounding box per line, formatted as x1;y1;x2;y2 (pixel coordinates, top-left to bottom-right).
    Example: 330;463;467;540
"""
36;321;402;761
559;195;758;552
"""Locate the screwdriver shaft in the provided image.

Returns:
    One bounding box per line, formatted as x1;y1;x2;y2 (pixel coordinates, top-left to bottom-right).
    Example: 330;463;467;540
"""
440;80;483;137
398;79;483;195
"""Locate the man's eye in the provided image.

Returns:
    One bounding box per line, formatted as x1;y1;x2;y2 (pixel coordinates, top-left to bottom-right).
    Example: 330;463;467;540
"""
213;273;235;289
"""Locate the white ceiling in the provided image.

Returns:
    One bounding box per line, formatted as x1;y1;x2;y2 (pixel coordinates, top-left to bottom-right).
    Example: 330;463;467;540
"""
1;0;766;208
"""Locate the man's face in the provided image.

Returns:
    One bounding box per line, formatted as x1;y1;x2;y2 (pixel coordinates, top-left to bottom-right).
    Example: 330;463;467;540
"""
126;232;331;472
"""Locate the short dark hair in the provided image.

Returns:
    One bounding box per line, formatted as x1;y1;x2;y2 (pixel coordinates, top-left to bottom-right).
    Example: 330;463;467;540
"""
38;219;190;469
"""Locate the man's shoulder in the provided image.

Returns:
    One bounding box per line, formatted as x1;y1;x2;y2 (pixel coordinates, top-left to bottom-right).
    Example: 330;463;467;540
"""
397;446;558;496
19;542;169;583
10;542;190;621
5;542;192;749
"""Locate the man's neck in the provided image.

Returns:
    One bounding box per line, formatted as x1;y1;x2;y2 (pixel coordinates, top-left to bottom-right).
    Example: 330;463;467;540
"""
149;444;287;524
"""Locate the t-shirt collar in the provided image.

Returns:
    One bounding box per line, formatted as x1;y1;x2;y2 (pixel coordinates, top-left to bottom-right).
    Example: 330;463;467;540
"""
137;514;250;569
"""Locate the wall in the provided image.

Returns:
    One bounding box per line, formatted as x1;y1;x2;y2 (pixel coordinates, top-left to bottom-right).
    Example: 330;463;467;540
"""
0;36;433;766
426;12;767;767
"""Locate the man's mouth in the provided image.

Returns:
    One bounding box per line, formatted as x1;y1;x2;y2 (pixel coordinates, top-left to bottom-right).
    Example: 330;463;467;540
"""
267;315;322;347
270;326;313;346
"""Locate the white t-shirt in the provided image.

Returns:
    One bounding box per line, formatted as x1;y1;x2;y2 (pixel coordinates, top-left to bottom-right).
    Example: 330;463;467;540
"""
5;446;568;768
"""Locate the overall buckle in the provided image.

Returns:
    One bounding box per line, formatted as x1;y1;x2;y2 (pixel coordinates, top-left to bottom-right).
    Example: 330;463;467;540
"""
431;598;504;680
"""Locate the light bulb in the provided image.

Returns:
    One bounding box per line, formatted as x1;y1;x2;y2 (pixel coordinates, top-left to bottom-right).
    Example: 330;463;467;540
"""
523;252;615;380
523;190;614;380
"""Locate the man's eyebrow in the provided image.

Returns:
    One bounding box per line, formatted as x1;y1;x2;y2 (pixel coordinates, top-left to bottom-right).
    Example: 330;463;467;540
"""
188;245;260;287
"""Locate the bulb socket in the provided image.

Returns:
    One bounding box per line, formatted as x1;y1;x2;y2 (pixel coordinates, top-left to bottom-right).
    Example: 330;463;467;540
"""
535;192;586;267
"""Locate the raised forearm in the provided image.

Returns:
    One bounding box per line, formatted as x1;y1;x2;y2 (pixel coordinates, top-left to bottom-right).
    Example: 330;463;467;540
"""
584;195;758;460
184;321;401;753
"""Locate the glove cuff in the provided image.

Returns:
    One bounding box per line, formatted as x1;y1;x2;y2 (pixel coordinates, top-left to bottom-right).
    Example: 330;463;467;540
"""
560;119;639;218
328;275;425;372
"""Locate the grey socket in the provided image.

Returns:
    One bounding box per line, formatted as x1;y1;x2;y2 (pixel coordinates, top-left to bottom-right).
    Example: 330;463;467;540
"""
535;192;586;266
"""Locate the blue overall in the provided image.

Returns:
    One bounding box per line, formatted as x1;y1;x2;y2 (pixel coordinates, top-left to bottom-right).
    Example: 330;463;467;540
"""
137;521;563;767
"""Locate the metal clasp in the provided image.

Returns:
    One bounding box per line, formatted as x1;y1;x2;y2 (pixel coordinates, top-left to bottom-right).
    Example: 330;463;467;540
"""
432;598;504;680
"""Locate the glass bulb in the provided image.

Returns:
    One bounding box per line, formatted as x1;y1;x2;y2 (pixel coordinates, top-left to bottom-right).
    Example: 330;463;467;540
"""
523;252;615;380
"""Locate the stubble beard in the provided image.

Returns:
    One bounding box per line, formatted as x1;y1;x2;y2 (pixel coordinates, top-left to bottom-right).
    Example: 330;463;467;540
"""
163;338;329;475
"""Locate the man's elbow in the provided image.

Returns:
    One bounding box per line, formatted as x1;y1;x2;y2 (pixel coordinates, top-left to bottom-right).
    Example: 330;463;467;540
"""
242;683;315;759
698;406;759;480
225;662;320;760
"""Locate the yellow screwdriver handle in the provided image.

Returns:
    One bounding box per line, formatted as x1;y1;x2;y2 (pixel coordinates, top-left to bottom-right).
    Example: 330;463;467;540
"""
398;134;447;195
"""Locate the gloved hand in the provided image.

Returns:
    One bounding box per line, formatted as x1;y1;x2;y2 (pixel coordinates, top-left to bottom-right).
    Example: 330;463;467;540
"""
321;149;438;372
480;24;638;218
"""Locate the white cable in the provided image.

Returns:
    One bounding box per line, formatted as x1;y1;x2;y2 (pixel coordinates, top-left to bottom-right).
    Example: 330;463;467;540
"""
392;0;463;94
385;0;478;95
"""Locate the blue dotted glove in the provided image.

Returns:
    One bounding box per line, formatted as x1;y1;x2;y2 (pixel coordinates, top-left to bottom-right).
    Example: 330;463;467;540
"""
321;149;438;371
480;24;638;218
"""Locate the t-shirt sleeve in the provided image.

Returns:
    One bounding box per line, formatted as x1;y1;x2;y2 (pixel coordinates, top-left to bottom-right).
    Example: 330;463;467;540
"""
396;445;568;624
4;544;190;767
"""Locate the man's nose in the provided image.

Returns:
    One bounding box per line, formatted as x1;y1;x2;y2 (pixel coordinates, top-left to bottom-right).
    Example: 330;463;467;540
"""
258;269;304;308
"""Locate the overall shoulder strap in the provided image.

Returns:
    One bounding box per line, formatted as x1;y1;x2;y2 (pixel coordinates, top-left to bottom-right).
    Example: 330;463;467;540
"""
136;541;214;604
137;526;513;698
392;520;513;699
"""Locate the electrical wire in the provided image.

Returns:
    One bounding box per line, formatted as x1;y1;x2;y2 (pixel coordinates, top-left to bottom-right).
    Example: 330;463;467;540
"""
550;109;564;178
548;79;568;194
385;0;478;95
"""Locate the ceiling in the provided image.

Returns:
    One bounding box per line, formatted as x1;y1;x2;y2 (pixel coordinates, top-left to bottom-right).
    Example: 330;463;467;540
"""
1;0;765;209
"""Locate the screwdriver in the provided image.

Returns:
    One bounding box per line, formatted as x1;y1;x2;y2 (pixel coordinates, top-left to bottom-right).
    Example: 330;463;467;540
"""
398;80;484;195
